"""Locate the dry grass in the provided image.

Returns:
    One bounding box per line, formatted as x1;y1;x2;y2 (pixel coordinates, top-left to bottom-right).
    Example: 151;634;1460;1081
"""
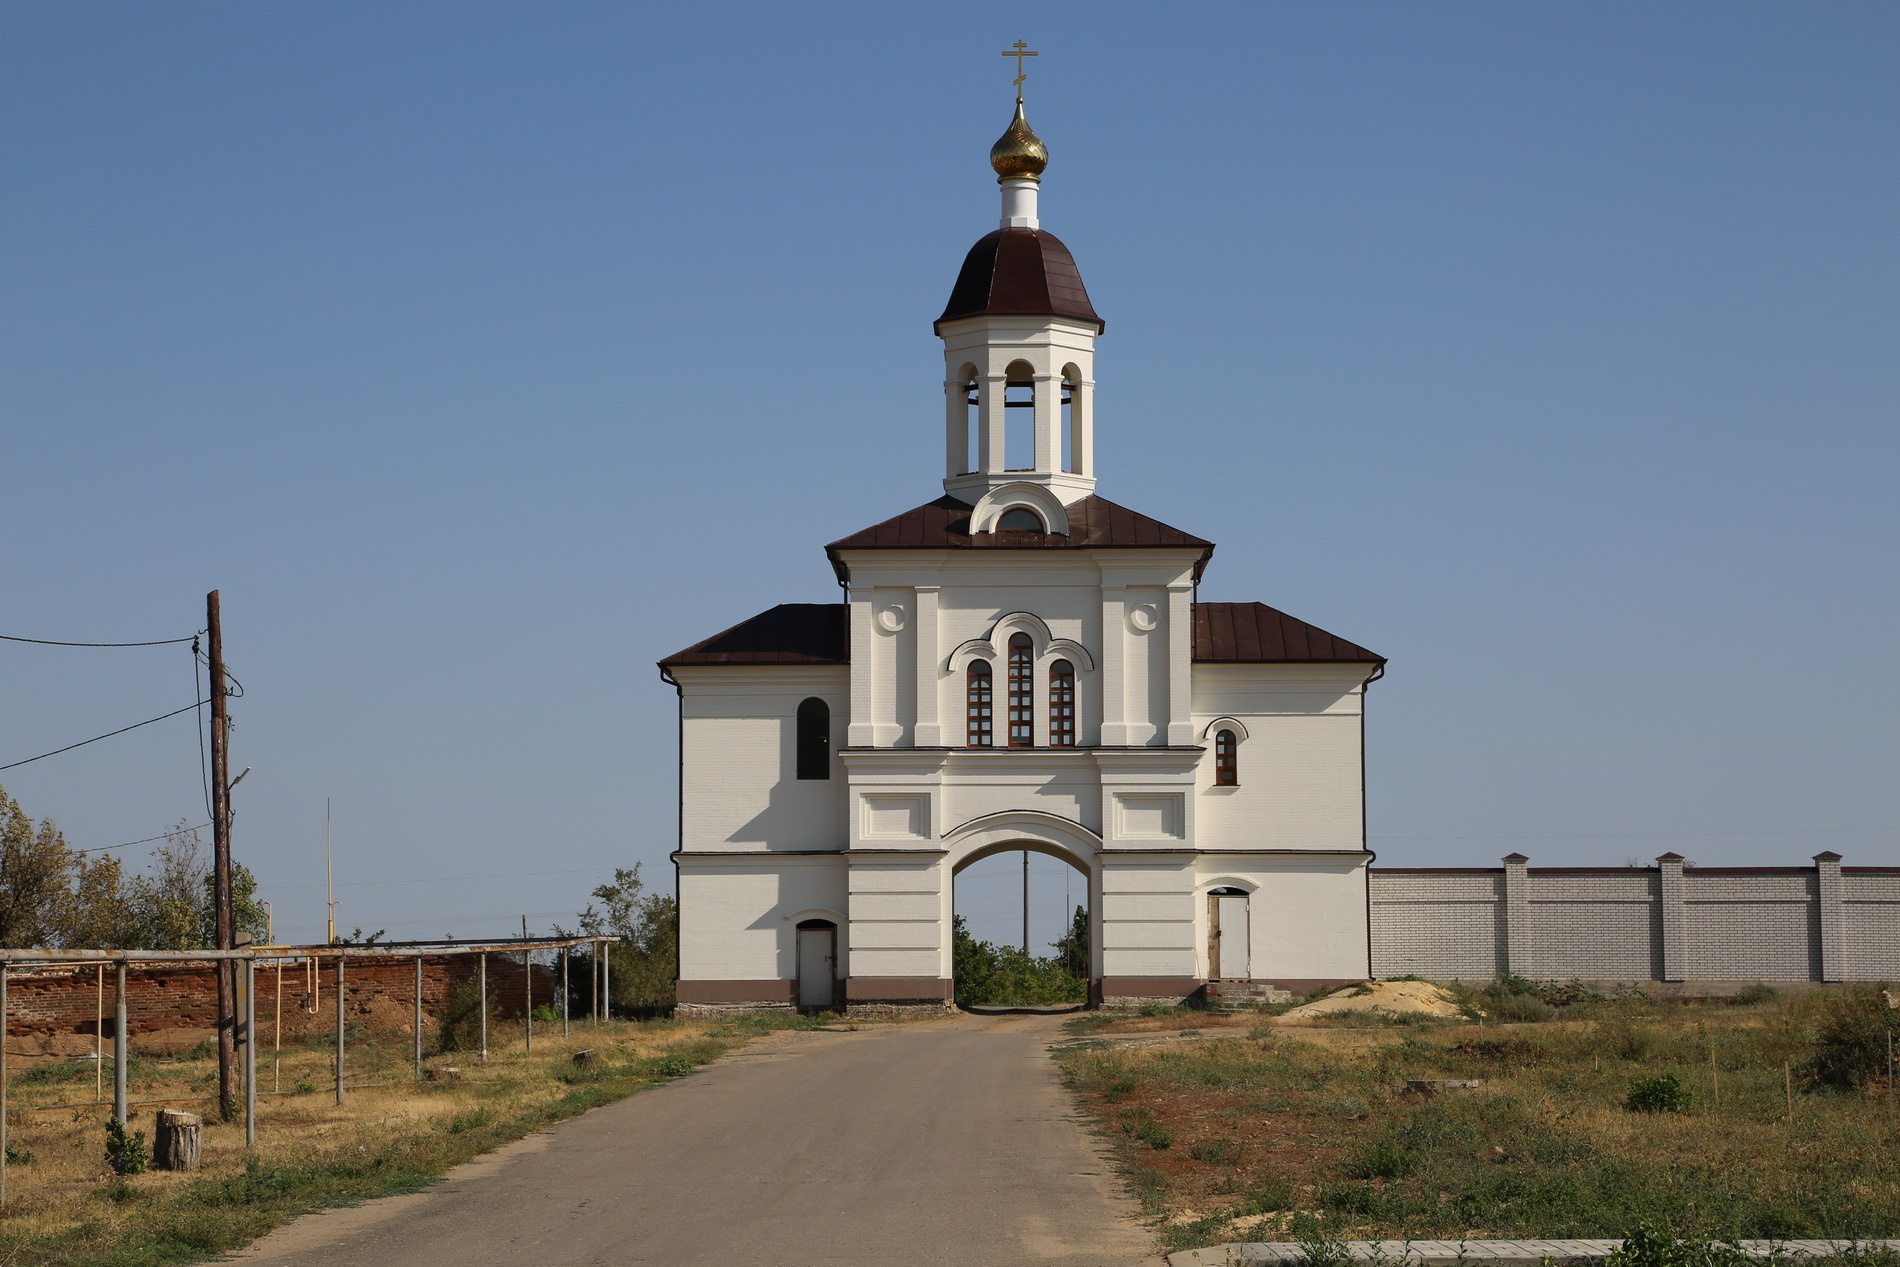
1057;989;1900;1256
0;1009;829;1265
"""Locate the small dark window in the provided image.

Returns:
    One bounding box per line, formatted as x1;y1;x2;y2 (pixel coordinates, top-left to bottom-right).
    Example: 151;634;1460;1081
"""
1214;729;1238;786
1049;659;1075;747
796;698;830;779
1008;633;1034;746
997;507;1044;532
967;661;993;747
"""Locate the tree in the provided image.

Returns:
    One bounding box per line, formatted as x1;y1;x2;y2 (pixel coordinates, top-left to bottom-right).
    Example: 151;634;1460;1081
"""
560;863;678;1013
0;784;78;948
1053;904;1089;978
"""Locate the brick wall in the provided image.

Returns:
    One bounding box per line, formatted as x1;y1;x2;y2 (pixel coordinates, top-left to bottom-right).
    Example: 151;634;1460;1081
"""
4;953;557;1039
1370;853;1900;983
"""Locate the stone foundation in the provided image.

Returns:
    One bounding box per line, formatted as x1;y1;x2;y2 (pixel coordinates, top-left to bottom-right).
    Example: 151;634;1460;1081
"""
845;1002;959;1020
674;1000;796;1017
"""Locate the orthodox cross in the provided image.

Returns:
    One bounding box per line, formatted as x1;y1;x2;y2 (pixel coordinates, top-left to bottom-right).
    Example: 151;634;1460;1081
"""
1001;40;1038;100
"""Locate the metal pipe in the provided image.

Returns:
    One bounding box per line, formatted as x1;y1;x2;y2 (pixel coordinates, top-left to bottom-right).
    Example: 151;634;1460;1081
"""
0;936;611;963
334;955;346;1107
243;958;257;1148
413;955;424;1081
524;949;533;1054
95;964;104;1104
602;940;610;1022
561;946;569;1039
478;953;488;1063
113;963;128;1124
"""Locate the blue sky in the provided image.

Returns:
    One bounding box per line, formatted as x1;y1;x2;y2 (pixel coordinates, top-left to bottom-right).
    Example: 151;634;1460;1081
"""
3;2;1894;951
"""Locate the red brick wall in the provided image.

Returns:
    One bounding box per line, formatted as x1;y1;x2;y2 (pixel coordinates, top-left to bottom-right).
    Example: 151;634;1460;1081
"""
3;954;558;1038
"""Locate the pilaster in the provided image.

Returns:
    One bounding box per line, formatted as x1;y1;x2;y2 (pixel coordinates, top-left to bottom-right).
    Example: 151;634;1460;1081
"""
1813;851;1845;982
1032;373;1059;471
1098;585;1127;745
978;373;1006;474
1166;583;1194;745
1500;853;1530;977
1656;852;1686;982
913;586;941;746
847;593;876;746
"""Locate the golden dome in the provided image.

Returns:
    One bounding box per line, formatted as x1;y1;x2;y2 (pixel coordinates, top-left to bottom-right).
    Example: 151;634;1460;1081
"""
989;99;1047;181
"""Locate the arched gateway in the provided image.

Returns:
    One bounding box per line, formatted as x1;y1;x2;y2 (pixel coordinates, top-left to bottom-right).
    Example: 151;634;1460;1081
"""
662;94;1386;1017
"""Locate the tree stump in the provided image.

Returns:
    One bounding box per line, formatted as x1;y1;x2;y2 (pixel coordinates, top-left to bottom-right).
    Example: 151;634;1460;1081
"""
572;1049;596;1069
154;1110;203;1171
426;1066;462;1083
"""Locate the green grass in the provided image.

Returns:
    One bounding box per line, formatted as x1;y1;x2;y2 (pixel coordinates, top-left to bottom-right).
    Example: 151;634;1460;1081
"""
1057;986;1900;1255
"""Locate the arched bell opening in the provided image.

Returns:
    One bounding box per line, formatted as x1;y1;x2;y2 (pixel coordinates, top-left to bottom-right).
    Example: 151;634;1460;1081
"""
1002;359;1036;472
948;839;1096;1012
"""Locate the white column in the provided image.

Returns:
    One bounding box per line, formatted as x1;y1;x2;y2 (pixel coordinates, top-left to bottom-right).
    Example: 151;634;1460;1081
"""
1032;372;1059;473
913;586;941;747
978;374;1007;474
1098;586;1127;745
944;380;968;478
847;592;876;746
1166;584;1194;745
1074;378;1096;478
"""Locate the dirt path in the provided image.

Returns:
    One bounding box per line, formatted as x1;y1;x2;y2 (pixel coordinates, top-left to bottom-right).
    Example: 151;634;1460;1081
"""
231;1011;1159;1266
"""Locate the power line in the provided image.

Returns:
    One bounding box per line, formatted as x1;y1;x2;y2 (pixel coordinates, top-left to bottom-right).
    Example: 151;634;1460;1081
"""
76;822;212;856
0;633;196;647
0;701;208;772
269;864;622;892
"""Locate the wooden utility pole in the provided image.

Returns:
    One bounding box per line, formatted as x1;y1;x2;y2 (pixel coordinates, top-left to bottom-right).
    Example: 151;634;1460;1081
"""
208;590;236;1122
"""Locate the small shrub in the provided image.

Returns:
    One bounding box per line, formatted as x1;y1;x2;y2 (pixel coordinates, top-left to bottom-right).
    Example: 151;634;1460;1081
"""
1799;988;1895;1092
1240;1177;1295;1214
1604;1224;1749;1267
1100;1074;1138;1102
105;1116;148;1175
643;1055;695;1078
1600;1015;1660;1061
5;1143;35;1166
1625;1073;1693;1113
1348;1136;1418;1179
531;1004;560;1024
446;1108;493;1134
293;1080;316;1095
1187;1137;1243;1165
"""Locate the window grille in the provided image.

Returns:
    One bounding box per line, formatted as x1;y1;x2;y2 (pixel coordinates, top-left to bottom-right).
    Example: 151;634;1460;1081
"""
1049;659;1075;746
967;661;993;747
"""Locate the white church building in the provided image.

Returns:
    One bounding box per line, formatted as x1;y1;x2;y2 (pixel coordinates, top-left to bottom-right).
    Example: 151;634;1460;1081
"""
662;100;1385;1013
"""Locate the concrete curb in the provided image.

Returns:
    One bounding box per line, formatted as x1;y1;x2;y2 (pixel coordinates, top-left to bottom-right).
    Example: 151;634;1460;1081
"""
1167;1240;1900;1266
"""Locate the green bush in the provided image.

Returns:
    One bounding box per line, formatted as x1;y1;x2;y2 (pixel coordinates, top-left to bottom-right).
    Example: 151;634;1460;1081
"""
1625;1073;1693;1113
105;1116;148;1175
1604;1224;1750;1267
951;914;1087;1006
1799;988;1896;1093
1187;1137;1243;1165
643;1055;696;1078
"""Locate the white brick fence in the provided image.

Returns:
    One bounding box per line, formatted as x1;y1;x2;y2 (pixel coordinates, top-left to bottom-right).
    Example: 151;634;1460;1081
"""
1370;852;1900;984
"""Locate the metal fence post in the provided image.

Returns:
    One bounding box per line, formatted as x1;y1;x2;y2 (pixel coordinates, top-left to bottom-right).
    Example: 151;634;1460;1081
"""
524;949;533;1054
478;953;488;1063
243;958;257;1148
113;962;128;1125
3;965;10;1210
334;955;346;1107
561;946;569;1039
602;939;610;1022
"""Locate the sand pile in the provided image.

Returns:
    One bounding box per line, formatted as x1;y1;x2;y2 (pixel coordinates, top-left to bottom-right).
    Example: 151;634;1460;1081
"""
1274;979;1463;1023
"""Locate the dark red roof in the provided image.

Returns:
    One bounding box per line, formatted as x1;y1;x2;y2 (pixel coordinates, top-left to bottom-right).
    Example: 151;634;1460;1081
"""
826;494;1212;553
1193;602;1383;664
662;598;1379;671
660;603;847;667
935;229;1103;333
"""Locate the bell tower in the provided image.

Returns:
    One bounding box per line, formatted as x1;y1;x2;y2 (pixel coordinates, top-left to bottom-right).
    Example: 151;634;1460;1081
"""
936;97;1102;515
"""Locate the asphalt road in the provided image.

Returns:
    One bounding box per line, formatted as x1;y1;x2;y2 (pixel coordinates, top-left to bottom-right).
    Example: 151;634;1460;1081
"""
232;1011;1159;1266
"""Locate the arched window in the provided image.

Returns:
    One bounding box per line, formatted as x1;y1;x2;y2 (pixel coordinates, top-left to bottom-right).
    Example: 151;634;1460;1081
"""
1214;729;1238;785
997;507;1044;532
796;698;830;780
1004;359;1035;471
1007;633;1034;747
1048;659;1075;747
966;661;993;747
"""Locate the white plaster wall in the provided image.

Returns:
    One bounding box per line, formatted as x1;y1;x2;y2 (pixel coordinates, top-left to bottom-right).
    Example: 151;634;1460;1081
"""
848;857;946;979
1193;665;1367;853
1190;855;1370;980
678;857;848;980
1099;858;1197;977
673;665;849;851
